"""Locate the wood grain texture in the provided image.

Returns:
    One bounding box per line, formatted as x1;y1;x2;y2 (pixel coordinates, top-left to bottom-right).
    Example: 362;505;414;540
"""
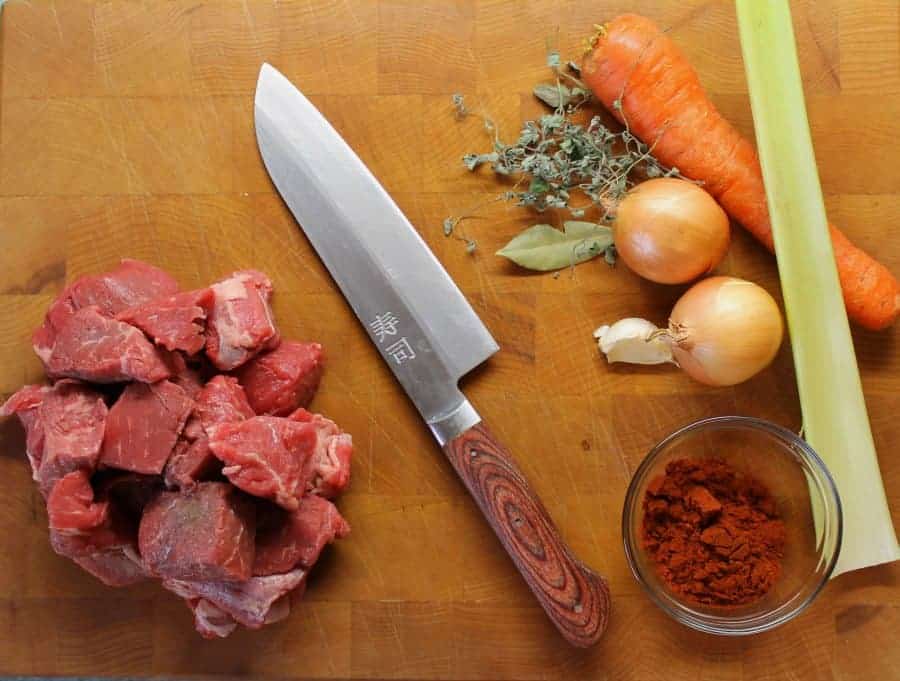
0;0;899;678
443;421;610;647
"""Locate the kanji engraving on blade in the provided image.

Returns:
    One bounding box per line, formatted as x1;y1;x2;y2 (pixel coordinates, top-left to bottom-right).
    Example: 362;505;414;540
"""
385;338;416;365
369;312;400;343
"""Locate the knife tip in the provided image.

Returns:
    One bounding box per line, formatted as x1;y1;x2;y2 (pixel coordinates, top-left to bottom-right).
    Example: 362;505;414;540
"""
258;62;275;84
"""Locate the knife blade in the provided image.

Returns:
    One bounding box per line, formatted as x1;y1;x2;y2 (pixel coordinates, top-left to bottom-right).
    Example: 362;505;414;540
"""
255;63;609;647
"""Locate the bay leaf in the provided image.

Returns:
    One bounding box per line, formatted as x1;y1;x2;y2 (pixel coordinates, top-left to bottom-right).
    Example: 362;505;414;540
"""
495;221;613;272
533;83;570;109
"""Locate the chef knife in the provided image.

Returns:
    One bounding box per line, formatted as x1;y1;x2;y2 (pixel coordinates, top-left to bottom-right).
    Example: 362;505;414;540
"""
254;63;610;647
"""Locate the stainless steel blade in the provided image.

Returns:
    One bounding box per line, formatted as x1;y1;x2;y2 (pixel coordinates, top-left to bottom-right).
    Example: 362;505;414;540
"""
254;63;498;427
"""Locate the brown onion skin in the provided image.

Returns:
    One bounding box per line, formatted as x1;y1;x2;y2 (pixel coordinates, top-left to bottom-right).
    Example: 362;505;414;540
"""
669;276;784;386
614;178;731;285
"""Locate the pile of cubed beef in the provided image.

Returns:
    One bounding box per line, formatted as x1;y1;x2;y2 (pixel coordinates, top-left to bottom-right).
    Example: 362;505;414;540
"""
1;260;352;638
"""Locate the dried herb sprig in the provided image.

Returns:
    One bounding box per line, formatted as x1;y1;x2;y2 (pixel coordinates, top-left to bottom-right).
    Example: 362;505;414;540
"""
536;39;594;112
452;95;682;219
446;42;688;269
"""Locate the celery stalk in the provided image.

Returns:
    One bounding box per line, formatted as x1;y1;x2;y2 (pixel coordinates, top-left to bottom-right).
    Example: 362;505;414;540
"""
735;0;899;576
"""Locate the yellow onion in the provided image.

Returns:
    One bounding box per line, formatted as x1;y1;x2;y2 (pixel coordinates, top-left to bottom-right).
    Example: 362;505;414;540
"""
667;276;783;386
614;178;730;284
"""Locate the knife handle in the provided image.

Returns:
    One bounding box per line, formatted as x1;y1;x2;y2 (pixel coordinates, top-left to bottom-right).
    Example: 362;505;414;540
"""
442;421;611;648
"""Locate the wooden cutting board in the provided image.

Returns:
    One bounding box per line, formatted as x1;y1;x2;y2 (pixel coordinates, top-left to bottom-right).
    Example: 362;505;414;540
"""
1;1;898;678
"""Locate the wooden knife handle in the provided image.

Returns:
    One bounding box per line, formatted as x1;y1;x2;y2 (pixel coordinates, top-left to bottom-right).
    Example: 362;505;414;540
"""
442;421;611;647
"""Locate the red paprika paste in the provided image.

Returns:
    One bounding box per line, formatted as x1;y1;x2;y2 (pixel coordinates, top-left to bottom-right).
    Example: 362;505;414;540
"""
642;457;786;606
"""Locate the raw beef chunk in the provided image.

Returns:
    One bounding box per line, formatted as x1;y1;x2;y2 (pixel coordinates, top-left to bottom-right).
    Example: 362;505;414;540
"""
32;297;76;366
290;408;353;498
207;417;317;510
47;307;171;383
66;259;179;317
206;270;280;371
261;592;292;626
50;514;132;554
47;470;109;534
33;259;179;364
235;341;324;416
172;369;204;399
163;375;253;489
74;548;147;586
8;261;354;637
139;482;255;582
164;437;217;489
254;495;350;576
49;492;146;588
167;352;204;398
118;288;214;355
164;568;306;629
1;384;50;479
51;531;147;587
185;598;238;639
100;380;193;475
182;415;205;442
195;375;255;431
2;382;107;495
37;380;108;495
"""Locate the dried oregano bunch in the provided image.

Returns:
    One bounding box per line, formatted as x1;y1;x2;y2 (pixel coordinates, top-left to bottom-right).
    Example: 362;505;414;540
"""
446;47;687;270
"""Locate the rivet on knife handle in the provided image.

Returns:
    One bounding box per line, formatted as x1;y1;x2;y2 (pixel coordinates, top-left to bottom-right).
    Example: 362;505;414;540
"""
443;421;611;647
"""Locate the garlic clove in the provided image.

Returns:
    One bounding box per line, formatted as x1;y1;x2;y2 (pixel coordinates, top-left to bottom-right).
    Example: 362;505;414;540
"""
593;318;676;365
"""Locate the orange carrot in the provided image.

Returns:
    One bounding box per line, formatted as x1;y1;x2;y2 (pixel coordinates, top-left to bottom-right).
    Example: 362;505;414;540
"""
582;14;900;330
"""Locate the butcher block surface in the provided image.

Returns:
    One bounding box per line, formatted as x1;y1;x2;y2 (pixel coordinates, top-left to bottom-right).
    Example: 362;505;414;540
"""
1;1;899;679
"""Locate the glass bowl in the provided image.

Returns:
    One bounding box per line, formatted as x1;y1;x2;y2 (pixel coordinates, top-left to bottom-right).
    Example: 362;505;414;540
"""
622;415;842;635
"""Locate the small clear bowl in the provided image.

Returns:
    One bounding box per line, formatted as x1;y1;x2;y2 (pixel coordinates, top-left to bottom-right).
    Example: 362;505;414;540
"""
622;415;842;635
